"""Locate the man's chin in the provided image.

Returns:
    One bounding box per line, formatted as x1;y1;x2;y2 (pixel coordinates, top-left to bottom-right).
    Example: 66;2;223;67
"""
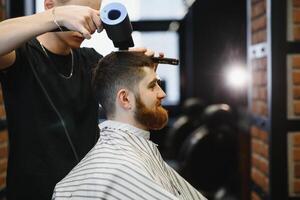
151;112;169;130
137;108;168;130
134;96;169;130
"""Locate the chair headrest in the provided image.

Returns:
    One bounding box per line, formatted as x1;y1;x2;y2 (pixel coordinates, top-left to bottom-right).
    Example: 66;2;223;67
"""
203;104;233;128
182;98;205;117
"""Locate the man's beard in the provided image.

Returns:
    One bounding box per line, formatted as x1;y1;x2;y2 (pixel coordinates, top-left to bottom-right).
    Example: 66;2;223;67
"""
134;95;168;130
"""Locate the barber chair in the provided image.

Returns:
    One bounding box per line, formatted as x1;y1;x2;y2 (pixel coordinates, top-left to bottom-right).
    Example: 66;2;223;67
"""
164;98;205;160
177;104;238;200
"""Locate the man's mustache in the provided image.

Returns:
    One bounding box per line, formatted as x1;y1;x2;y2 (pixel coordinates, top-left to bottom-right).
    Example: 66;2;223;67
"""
156;101;162;107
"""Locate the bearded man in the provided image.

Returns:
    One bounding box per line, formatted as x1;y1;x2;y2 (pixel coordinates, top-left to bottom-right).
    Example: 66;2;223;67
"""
52;51;207;200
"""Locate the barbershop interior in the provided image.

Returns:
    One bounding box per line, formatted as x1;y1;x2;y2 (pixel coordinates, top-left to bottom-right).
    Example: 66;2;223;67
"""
0;0;298;199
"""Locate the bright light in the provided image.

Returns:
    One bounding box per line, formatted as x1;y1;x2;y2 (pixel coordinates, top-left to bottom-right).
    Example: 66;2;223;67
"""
225;65;248;89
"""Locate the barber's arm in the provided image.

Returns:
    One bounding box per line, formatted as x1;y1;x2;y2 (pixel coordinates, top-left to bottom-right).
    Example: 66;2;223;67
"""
0;5;101;70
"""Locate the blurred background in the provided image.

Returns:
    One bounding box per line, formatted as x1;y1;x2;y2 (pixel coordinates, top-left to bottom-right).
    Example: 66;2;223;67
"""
1;0;299;199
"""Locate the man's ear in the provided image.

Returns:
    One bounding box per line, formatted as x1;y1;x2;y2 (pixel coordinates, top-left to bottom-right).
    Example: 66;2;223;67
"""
116;89;132;110
44;0;55;10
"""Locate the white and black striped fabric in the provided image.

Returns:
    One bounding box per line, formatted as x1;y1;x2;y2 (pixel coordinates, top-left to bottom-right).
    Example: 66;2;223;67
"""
52;120;207;200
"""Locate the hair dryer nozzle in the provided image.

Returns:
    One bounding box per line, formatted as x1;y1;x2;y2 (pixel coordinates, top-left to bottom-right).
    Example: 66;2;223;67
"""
100;3;134;50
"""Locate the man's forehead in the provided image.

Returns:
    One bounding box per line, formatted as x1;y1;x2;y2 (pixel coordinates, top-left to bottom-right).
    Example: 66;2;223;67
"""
142;66;156;76
138;67;157;82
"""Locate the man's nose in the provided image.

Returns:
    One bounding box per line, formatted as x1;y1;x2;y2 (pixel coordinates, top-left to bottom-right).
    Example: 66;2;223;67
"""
158;87;167;99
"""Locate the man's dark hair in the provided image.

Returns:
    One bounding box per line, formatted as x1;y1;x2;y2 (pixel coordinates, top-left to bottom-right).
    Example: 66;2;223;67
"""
92;51;154;117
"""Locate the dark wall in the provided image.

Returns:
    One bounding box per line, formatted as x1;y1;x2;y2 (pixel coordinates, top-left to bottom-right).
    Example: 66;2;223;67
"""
180;0;247;106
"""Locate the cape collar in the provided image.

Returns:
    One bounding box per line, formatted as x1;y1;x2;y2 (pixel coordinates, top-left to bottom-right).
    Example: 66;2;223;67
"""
99;120;151;140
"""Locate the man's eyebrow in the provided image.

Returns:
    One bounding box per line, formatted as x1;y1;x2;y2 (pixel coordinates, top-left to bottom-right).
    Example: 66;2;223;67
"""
148;78;160;86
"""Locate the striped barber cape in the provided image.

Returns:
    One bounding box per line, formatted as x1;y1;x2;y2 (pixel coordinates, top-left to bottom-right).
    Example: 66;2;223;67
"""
52;120;207;200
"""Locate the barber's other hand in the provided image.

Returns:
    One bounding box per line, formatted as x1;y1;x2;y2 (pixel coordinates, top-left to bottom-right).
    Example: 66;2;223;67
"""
129;47;164;57
53;5;102;39
129;47;164;69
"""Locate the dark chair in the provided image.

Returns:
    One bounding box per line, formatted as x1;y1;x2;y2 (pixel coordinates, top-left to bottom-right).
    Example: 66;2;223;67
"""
164;98;205;160
177;104;238;199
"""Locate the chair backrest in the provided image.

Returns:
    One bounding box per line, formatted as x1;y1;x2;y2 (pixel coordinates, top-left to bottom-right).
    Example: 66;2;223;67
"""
177;104;238;196
164;98;205;159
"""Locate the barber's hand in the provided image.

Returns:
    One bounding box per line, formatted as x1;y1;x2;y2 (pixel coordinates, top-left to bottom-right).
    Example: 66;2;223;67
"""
129;47;164;57
129;47;164;69
54;5;103;39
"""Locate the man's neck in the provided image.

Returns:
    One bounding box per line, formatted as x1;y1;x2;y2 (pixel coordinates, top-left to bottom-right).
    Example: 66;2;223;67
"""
37;33;71;55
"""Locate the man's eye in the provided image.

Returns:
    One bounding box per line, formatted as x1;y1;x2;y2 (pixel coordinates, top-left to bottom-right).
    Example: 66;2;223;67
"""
148;80;161;89
157;80;162;87
149;84;156;89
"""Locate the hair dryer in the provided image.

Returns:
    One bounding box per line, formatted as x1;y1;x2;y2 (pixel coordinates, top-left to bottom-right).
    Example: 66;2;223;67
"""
100;2;134;50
